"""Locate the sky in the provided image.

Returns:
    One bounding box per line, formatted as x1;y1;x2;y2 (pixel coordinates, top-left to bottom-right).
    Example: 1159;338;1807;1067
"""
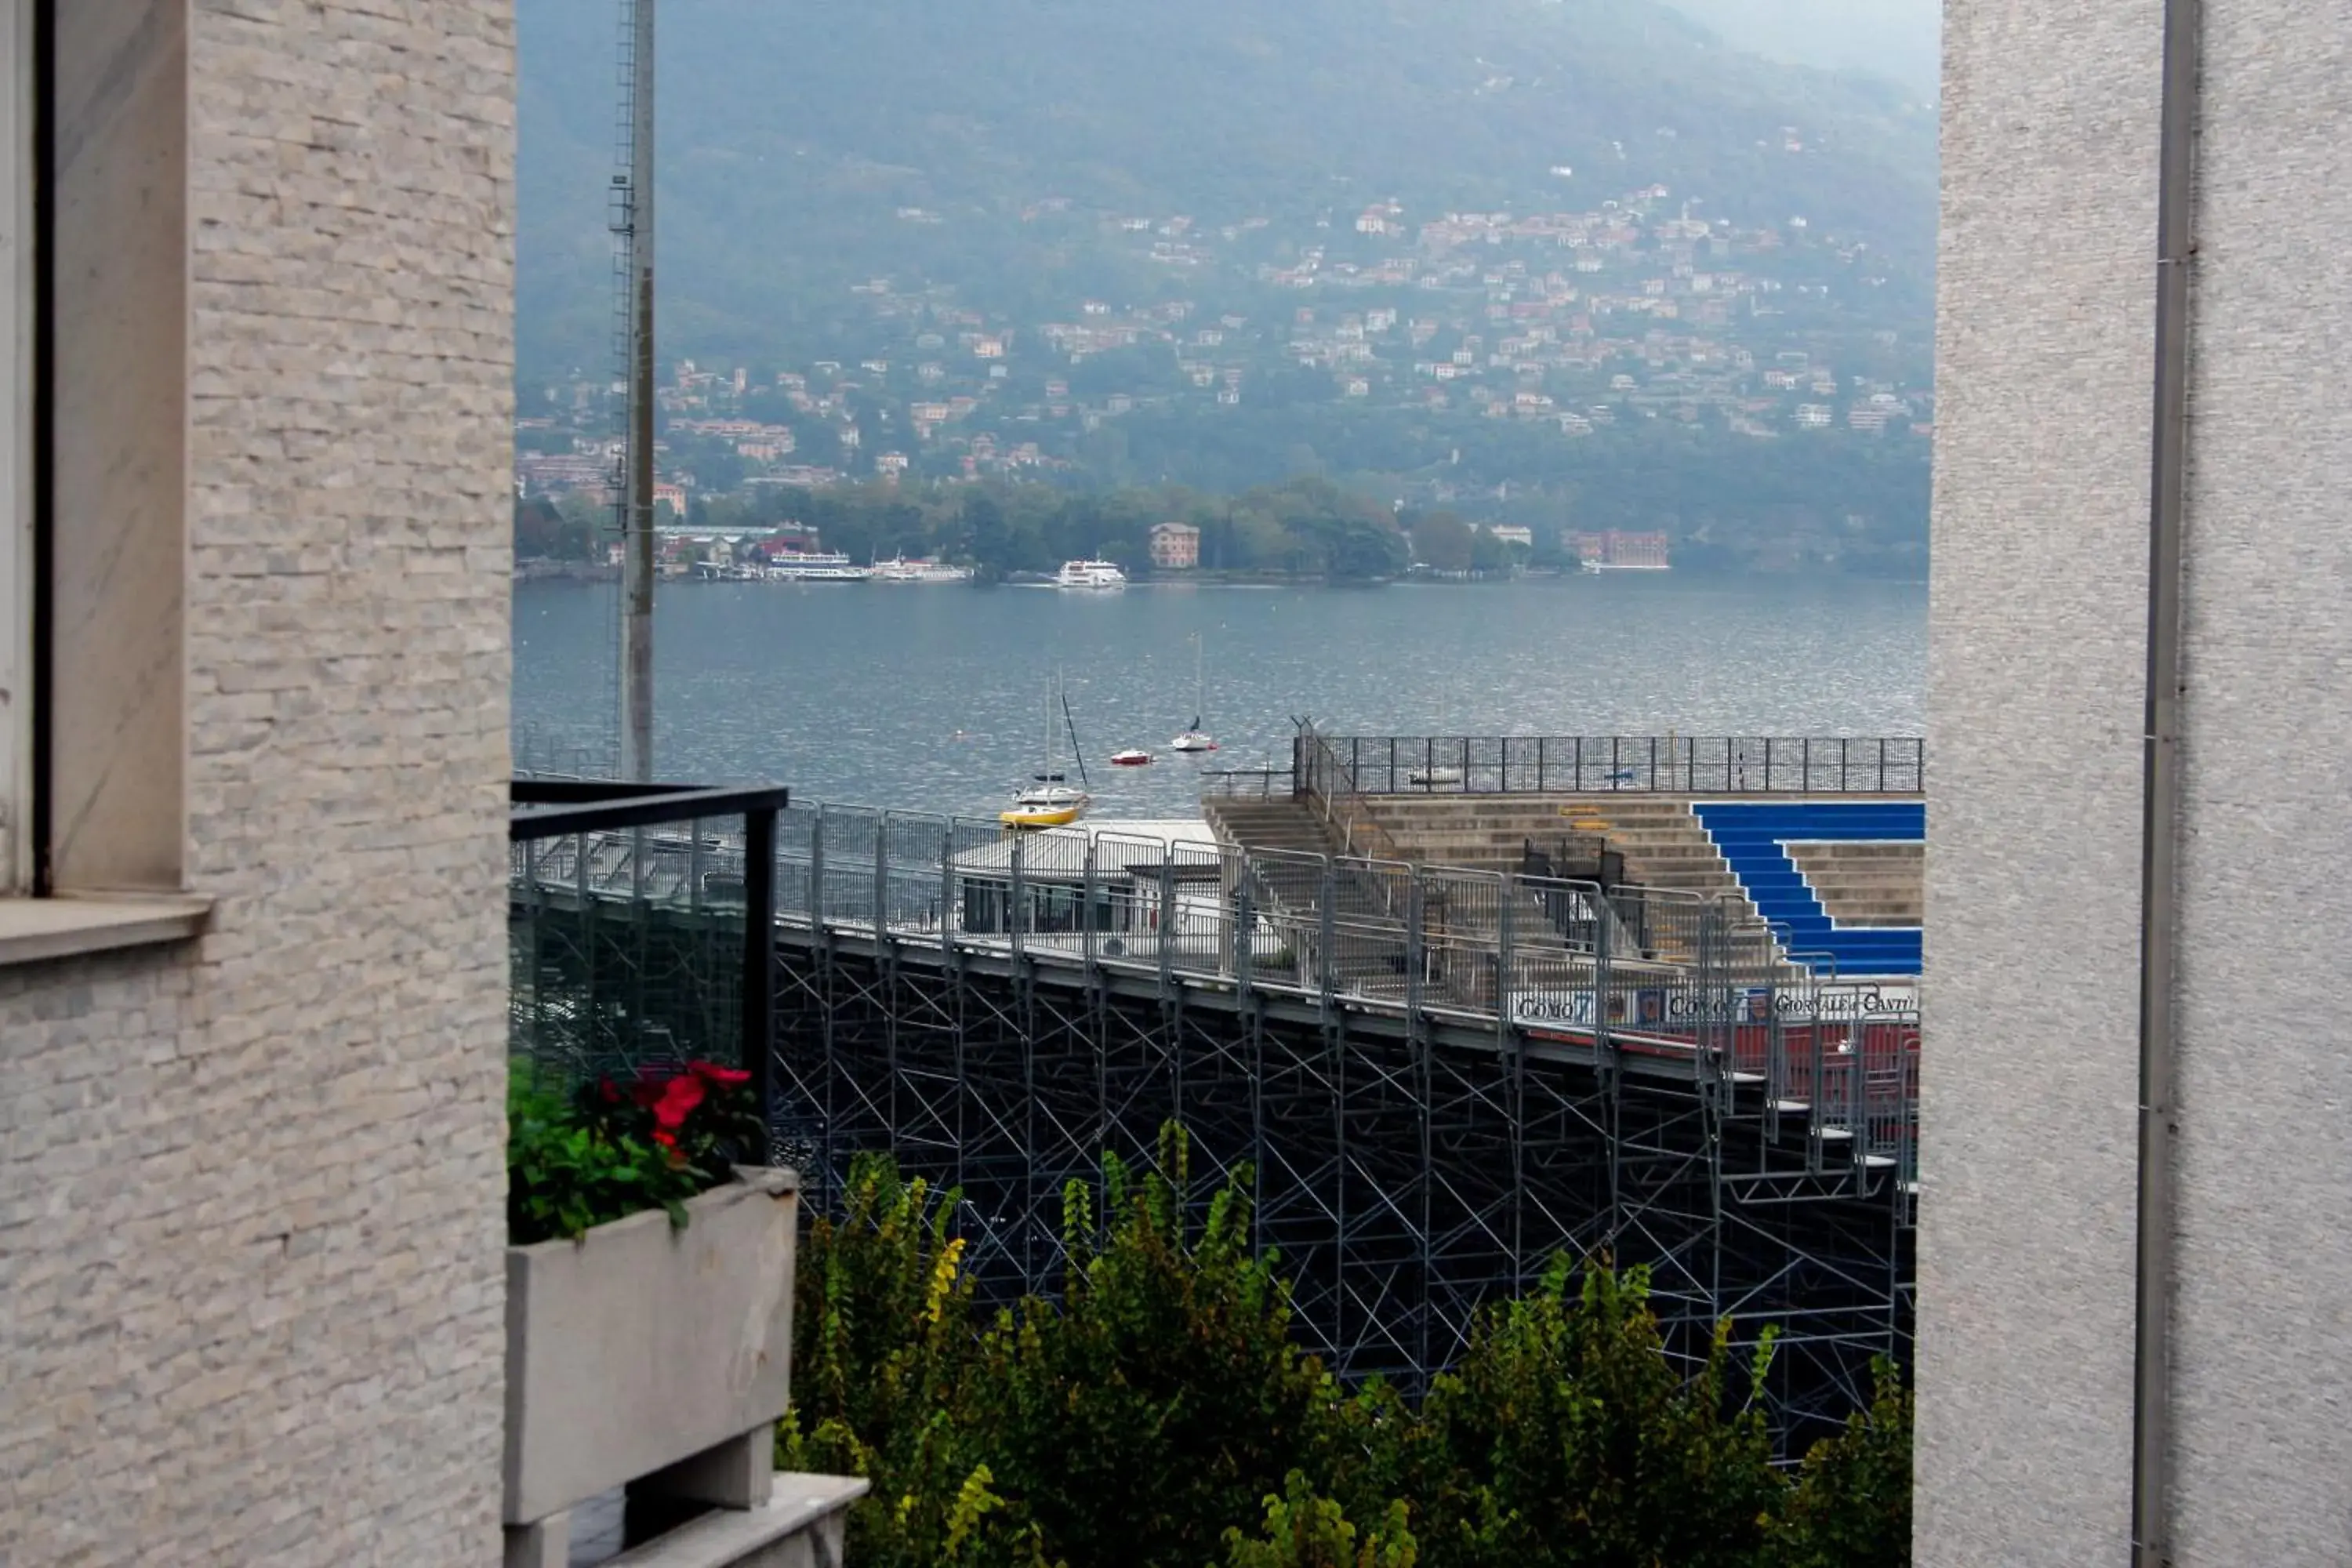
1663;0;1940;93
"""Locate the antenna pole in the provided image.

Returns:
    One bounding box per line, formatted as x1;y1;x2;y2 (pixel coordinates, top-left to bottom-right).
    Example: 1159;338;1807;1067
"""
617;0;657;780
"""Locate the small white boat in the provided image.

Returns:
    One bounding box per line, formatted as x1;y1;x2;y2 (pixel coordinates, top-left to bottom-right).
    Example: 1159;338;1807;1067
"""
1055;559;1128;590
1109;748;1153;767
1407;765;1466;787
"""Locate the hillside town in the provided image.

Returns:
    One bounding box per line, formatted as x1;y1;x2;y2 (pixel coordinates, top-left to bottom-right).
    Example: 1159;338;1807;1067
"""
517;180;1931;553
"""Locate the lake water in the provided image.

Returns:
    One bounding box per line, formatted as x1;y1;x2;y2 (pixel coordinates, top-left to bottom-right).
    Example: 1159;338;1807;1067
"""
512;575;1926;819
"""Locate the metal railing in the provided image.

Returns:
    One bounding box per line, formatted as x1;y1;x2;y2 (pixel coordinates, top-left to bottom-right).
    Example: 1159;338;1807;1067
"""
1298;726;1411;864
508;779;791;1139
1199;766;1290;799
1312;733;1925;795
509;797;1923;1178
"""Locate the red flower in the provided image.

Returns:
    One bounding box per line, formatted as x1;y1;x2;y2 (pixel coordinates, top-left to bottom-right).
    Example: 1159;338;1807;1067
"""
630;1073;670;1111
687;1059;753;1089
652;1129;677;1149
651;1073;706;1131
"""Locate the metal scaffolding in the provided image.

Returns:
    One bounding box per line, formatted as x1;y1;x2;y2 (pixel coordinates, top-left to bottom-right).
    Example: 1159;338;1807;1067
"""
510;794;1918;1450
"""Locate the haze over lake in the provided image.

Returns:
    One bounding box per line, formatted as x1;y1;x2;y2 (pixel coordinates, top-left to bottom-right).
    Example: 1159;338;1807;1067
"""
513;576;1926;820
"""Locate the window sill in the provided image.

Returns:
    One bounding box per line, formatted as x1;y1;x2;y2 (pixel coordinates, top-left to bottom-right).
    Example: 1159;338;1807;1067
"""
0;892;213;967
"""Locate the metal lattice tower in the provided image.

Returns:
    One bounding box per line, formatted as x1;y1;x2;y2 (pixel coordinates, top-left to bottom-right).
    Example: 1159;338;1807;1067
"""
607;0;655;782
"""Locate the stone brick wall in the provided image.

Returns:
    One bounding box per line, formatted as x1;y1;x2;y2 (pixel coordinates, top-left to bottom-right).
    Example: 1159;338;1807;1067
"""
0;3;514;1563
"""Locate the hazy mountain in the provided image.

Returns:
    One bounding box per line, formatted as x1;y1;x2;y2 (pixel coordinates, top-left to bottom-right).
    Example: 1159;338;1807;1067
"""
518;0;1936;376
1661;0;1939;95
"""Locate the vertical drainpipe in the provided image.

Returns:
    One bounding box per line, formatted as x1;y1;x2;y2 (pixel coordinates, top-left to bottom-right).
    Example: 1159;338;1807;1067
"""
2133;0;2200;1557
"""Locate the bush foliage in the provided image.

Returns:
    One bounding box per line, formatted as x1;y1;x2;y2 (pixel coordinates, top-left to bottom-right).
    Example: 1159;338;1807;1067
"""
782;1127;1911;1568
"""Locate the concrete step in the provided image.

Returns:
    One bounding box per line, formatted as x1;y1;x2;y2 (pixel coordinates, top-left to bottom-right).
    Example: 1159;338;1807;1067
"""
506;1474;865;1568
604;1474;865;1568
1795;843;1926;861
1203;798;1343;861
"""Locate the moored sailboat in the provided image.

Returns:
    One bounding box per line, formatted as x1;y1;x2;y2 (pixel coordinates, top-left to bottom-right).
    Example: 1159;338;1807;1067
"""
1170;633;1218;753
1003;675;1094;829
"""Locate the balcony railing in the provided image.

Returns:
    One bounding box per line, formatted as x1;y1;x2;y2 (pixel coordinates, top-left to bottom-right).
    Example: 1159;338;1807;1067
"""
508;779;791;1134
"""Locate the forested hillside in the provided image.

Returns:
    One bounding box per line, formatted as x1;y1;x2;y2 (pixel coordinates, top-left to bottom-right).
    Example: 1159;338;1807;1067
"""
518;0;1935;372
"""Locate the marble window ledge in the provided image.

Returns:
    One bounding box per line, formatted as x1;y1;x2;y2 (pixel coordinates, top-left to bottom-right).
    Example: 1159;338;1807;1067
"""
0;892;212;967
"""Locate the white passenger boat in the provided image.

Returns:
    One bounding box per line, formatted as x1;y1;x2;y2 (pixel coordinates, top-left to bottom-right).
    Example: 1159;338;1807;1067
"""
765;551;872;582
870;554;974;584
1054;559;1128;590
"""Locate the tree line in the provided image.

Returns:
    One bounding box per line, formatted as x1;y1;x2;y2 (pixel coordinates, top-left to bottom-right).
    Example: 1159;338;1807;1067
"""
519;477;1439;582
519;422;1927;580
782;1130;1914;1568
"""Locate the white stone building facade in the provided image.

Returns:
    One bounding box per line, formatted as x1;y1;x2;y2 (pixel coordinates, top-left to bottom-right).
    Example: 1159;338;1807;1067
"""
0;2;514;1562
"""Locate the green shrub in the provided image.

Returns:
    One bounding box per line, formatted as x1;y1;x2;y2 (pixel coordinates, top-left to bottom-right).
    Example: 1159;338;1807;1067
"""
782;1125;1914;1568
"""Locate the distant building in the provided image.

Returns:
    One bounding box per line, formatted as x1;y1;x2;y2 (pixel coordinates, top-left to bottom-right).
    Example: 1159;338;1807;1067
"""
1149;521;1202;571
1486;524;1534;549
1573;530;1671;569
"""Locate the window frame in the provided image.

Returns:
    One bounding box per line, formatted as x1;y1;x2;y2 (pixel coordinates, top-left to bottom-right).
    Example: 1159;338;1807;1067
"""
0;0;205;960
0;0;30;896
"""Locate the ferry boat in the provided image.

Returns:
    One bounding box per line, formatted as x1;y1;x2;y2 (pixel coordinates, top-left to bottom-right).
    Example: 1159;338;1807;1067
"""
870;554;975;584
1054;559;1128;590
764;552;872;583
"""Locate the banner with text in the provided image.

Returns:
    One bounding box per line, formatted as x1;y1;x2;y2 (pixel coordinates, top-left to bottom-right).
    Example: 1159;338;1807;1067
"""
1512;980;1919;1033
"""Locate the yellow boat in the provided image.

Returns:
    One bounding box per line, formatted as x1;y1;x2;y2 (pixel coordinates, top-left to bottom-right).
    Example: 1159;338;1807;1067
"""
1000;797;1086;829
1001;673;1092;829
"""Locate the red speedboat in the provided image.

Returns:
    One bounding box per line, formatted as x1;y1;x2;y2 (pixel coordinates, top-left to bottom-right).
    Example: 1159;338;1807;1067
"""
1109;748;1153;767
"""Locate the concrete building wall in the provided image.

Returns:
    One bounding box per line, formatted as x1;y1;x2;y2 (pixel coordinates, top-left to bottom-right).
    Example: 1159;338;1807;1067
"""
0;2;514;1563
1922;1;2352;1561
2166;7;2352;1559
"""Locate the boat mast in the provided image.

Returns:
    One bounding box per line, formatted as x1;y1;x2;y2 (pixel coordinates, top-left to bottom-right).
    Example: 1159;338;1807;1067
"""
1062;689;1091;790
1192;633;1205;728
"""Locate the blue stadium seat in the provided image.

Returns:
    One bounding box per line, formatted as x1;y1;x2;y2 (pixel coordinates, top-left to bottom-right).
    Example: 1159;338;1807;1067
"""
1690;801;1924;976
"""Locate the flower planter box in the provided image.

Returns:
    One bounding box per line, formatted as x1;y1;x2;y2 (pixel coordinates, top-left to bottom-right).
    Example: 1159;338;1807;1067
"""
503;1167;798;1535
